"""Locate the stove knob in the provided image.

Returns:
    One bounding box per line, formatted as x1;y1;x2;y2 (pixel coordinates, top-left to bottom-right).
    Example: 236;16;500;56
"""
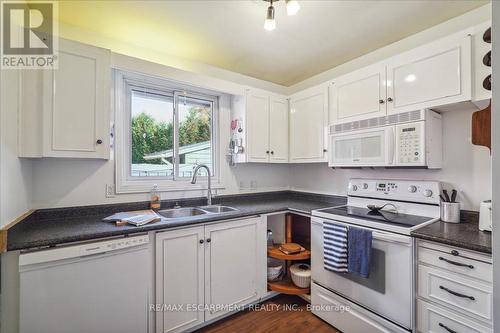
423;189;433;197
362;183;368;189
349;184;358;192
408;185;417;193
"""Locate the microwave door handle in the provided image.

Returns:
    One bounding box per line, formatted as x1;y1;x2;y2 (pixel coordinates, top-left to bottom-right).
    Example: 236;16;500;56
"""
387;127;395;165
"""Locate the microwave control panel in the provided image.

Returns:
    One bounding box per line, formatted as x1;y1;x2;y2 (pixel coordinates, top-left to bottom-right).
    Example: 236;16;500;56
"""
396;122;425;165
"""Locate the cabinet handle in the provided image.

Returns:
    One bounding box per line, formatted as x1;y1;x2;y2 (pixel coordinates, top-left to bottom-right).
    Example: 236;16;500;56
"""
438;256;474;269
199;239;204;244
270;151;274;155
379;99;385;104
439;285;475;301
206;238;211;243
451;250;459;256
266;151;270;154
439;323;458;333
96;139;103;144
323;149;327;153
387;97;393;102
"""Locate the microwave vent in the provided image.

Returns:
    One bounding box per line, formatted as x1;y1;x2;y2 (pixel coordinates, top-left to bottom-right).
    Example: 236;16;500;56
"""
329;109;426;134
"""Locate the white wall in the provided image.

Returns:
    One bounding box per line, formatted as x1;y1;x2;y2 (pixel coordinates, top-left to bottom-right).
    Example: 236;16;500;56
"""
290;109;491;211
0;70;33;227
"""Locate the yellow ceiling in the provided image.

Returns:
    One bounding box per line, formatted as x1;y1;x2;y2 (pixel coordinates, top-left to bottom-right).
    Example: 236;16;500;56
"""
58;0;489;86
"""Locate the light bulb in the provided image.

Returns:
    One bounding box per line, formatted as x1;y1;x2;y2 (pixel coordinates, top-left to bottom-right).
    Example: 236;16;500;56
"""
264;4;276;31
264;18;276;31
286;0;300;16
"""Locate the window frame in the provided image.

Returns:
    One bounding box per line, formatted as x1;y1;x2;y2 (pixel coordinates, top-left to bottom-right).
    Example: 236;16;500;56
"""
114;70;222;194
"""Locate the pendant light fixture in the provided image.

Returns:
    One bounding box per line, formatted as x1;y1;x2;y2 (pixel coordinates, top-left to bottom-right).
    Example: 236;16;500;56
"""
264;0;276;31
263;0;300;31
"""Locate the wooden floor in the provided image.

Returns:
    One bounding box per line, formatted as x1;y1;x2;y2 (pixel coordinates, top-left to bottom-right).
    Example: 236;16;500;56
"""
198;295;340;333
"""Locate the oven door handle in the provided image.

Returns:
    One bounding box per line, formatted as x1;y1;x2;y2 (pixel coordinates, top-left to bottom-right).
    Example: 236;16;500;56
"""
372;231;411;245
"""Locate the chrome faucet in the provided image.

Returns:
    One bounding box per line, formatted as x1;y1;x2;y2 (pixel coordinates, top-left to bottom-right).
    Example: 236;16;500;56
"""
191;164;212;205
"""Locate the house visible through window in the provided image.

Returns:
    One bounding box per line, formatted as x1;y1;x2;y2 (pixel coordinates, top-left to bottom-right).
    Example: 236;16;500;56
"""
115;70;219;193
130;90;215;179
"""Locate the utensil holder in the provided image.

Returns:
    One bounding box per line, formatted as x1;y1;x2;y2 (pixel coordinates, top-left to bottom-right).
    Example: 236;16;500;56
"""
441;202;460;223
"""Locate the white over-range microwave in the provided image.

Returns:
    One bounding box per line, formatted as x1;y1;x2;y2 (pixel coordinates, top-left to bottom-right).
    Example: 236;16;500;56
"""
328;109;442;168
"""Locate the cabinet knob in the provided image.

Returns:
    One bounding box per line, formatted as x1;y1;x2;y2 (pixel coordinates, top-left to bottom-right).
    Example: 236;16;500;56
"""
206;238;211;243
379;99;385;104
387;97;393;102
266;151;270;154
270;151;274;154
199;239;204;244
96;139;103;144
323;149;327;153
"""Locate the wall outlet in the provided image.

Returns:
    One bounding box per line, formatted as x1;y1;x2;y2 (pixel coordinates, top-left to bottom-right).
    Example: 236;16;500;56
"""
105;184;115;198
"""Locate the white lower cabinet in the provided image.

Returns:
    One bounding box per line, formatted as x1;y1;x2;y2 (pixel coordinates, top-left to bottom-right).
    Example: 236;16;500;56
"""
417;241;493;332
155;217;265;333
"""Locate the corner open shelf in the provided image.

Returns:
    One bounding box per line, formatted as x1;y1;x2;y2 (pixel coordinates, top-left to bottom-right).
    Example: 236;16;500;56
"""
267;246;311;261
267;278;310;295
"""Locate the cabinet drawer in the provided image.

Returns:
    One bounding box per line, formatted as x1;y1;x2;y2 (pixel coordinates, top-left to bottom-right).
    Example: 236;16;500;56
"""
417;300;492;333
418;265;493;323
418;246;492;283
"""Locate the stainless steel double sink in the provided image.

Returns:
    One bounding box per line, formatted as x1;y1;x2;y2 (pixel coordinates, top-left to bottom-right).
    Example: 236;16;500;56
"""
158;205;238;219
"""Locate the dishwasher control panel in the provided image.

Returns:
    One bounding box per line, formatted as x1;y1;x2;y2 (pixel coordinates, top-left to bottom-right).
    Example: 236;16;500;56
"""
80;235;149;256
20;235;150;266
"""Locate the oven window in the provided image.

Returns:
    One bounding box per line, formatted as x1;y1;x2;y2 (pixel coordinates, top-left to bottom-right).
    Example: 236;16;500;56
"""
335;248;386;294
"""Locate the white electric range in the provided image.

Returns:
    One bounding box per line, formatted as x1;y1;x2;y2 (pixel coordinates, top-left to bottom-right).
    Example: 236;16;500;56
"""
310;178;441;333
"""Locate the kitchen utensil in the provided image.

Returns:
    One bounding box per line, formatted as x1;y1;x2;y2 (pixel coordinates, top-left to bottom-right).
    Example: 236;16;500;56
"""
290;263;311;288
479;200;492;231
441;202;460;223
267;230;274;247
439;194;447;202
443;190;451;202
367;203;397;213
450;189;457;203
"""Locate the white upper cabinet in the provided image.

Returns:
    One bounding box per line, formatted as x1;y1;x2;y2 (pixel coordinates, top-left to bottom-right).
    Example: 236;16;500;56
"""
329;63;387;123
19;38;111;159
386;31;471;114
289;84;328;163
246;89;270;162
244;89;288;163
269;96;289;163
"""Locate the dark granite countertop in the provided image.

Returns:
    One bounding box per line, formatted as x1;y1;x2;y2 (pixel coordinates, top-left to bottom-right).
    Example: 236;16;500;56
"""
7;191;346;251
411;211;492;254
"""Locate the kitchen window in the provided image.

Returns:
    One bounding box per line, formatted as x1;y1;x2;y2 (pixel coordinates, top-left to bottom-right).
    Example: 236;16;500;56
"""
115;70;220;193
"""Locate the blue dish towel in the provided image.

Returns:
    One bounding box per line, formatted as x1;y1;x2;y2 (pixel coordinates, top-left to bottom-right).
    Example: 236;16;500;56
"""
347;227;373;278
323;221;348;273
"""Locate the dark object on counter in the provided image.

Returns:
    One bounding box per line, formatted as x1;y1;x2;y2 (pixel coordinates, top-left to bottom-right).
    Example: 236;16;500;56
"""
451;190;457;203
471;100;491;152
440;189;457;203
483;51;491;67
483;75;491;91
483;27;491;43
443;190;451;202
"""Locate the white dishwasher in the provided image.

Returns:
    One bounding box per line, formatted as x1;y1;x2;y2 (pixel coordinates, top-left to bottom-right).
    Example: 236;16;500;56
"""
19;234;152;333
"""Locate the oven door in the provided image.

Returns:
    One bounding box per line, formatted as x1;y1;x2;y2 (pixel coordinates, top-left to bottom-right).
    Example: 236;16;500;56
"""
328;126;395;167
311;217;414;329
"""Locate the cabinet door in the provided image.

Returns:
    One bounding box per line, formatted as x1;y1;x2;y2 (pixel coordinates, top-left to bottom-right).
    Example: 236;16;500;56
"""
269;96;288;163
289;85;328;163
330;63;387;123
156;227;205;333
386;32;471;114
204;217;263;321
246;89;270;162
43;38;111;158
